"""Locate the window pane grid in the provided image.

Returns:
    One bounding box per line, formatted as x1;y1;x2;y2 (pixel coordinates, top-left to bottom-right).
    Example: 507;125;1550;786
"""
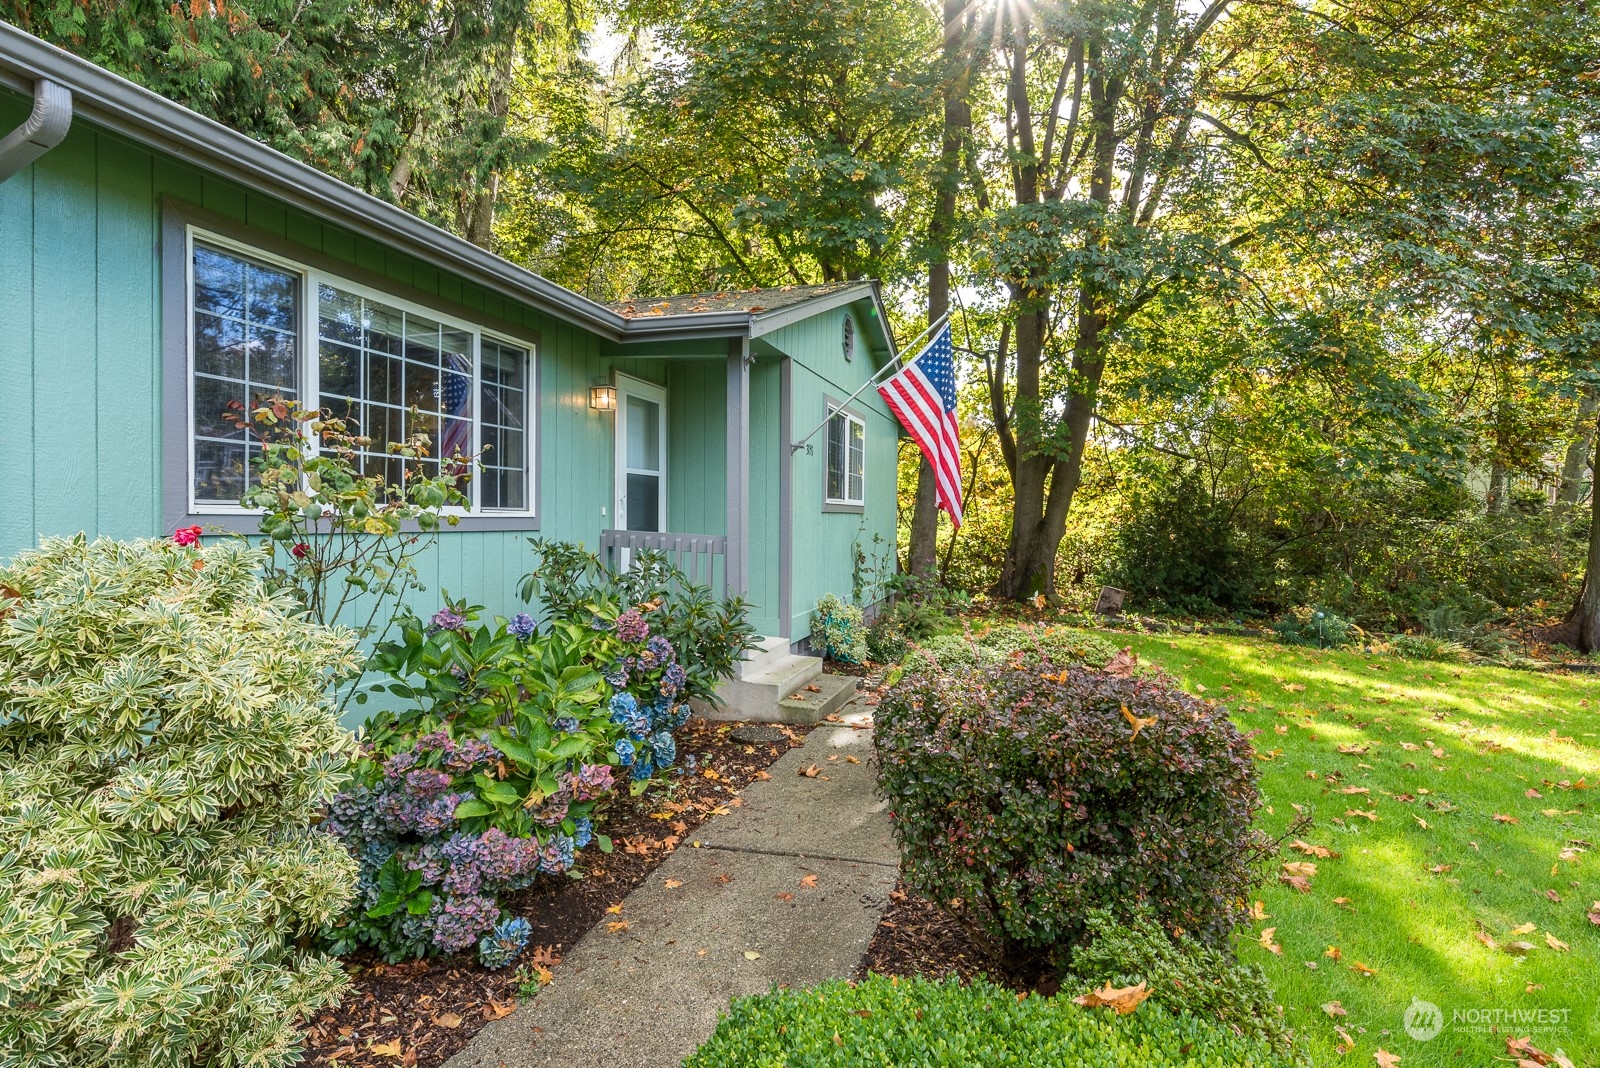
825;408;864;506
479;338;529;510
191;244;299;505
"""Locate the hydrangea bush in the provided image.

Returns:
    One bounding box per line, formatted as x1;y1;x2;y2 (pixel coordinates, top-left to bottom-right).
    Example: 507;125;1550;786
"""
0;535;361;1068
876;659;1263;966
810;593;867;663
327;590;699;964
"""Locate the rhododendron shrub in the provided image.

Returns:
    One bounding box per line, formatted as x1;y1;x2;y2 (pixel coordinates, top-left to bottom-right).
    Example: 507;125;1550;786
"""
0;535;360;1068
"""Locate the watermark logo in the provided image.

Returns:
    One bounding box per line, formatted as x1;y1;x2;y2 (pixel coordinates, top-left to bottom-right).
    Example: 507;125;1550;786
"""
1404;998;1444;1042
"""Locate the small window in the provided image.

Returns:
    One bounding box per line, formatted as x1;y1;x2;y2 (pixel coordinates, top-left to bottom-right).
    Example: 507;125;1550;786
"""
842;315;855;361
825;406;865;507
186;229;535;516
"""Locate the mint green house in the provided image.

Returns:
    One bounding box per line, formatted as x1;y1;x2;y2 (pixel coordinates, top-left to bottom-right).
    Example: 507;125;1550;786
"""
0;24;900;719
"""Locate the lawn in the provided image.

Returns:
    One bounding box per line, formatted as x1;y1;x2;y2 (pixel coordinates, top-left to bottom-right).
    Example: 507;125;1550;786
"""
1111;632;1598;1067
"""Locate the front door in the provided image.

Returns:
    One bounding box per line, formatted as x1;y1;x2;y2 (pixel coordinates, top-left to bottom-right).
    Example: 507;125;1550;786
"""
615;375;667;535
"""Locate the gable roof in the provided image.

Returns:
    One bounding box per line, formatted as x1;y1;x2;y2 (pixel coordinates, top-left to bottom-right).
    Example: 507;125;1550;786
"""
609;282;897;358
0;22;895;356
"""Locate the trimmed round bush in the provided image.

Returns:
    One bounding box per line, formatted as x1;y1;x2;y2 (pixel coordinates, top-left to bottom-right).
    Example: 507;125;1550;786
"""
903;623;1120;676
685;974;1295;1066
0;535;361;1068
876;660;1261;961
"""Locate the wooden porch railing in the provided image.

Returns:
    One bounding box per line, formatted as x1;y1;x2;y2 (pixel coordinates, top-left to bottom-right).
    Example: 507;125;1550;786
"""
599;529;729;596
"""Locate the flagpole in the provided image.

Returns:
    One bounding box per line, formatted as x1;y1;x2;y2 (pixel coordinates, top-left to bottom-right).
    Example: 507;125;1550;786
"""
789;313;949;454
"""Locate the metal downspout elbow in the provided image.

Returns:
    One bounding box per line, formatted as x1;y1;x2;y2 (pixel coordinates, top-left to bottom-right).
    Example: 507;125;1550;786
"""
0;78;72;184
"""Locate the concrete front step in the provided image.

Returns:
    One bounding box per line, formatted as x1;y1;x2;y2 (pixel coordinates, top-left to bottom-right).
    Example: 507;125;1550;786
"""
776;672;858;724
736;635;796;680
698;652;824;722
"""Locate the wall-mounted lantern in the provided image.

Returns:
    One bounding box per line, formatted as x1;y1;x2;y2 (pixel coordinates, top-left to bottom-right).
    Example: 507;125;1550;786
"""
589;383;617;411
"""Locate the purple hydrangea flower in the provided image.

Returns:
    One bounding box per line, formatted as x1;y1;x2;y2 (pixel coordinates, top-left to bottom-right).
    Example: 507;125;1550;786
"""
430;608;467;633
508;613;536;640
431;893;500;953
603;665;629;688
554;715;580;734
614;608;650;643
647;635;674;663
405;767;452;798
573;763;615;801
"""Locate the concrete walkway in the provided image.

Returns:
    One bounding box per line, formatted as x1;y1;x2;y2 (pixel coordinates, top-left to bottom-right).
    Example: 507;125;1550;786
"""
445;701;897;1068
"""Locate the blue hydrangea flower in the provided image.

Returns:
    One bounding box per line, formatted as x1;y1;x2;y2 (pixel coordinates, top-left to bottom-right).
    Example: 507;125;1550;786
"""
630;755;655;781
478;916;532;969
649;731;677;768
554;716;580;734
508;613;536;640
614;738;636;766
609;692;639;718
572;817;594;849
668;702;692;730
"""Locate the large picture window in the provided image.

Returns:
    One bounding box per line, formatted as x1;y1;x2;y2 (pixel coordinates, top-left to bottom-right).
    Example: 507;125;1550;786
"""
185;232;535;517
825;405;865;507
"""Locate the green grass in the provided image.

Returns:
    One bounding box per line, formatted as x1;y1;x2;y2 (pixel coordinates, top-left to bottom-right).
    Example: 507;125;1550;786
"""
1103;631;1599;1066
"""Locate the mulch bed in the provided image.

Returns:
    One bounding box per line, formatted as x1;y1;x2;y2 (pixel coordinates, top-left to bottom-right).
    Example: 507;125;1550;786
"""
856;882;1062;997
300;717;811;1068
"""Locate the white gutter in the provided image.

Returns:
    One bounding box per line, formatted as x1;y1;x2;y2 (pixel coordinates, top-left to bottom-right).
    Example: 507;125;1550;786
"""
0;76;69;183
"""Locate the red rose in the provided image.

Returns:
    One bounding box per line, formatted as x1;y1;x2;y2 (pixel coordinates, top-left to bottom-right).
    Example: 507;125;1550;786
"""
291;542;310;559
173;525;202;547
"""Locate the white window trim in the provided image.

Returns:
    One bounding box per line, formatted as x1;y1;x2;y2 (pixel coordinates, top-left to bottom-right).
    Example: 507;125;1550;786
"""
824;403;866;508
183;224;538;520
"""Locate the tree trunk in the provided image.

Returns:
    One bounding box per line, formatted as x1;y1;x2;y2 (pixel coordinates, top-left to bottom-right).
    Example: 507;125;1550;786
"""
1558;386;1598;506
1487;462;1509;515
1545;399;1600;652
908;0;973;581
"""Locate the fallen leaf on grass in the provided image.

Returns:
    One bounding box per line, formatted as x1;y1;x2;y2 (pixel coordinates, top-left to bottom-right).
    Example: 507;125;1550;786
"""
1250;900;1270;920
1321;1001;1347;1018
1259;928;1282;955
1493;813;1521;824
1374;1049;1400;1068
1073;981;1151;1015
1428;863;1451;874
1283;861;1318;878
1333;897;1355;911
1346;808;1379;822
1416;817;1431;830
1546;889;1562;903
1290;840;1335;859
1336;743;1368;755
1350;961;1377;976
1509;922;1537;935
1325;945;1342;960
1503;941;1535;956
1527;788;1544;800
1507;1035;1576;1068
1337;786;1371;795
1476;929;1499;950
1589;902;1600;926
1546;934;1569;952
1334;1026;1355;1053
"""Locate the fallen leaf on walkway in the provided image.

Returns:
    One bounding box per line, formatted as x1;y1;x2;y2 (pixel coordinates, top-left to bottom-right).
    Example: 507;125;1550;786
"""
433;1012;462;1029
754;770;771;781
743;950;761;960
531;963;554;985
806;683;821;693
800;764;821;778
1322;1001;1347;1018
846;755;860;764
605;903;624;915
606;920;630;933
665;879;683;889
714;873;732;885
774;892;794;902
800;874;819;889
1072;981;1150;1014
484;999;516;1020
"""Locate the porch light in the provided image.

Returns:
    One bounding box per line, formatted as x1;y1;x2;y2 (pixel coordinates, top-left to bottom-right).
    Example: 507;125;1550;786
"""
589;383;617;411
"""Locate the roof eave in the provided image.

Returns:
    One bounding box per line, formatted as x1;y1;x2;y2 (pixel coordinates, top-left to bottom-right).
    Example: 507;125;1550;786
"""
0;23;629;340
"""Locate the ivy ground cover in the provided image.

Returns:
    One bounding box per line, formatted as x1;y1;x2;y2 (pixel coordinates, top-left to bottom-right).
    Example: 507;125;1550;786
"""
1114;632;1598;1067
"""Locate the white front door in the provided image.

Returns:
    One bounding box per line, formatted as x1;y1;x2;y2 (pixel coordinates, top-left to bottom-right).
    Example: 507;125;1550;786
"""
615;375;667;534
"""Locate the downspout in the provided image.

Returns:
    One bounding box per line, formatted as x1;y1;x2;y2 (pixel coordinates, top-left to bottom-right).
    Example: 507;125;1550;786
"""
0;78;72;184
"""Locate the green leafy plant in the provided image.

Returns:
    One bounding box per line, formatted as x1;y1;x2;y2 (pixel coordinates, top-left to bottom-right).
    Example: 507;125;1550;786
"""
518;539;758;706
0;534;360;1068
899;622;1121;677
810;593;867;664
1271;606;1359;649
1066;908;1300;1060
876;660;1263;967
684;974;1297;1067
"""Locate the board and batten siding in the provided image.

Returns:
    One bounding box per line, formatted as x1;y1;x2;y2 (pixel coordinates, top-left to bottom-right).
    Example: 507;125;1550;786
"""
0;95;706;659
765;305;899;641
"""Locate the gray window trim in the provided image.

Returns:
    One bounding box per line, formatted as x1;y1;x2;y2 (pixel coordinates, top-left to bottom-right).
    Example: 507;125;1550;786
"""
820;393;866;514
160;198;543;534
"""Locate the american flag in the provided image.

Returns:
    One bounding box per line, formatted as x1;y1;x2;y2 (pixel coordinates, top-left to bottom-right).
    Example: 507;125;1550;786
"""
878;323;963;529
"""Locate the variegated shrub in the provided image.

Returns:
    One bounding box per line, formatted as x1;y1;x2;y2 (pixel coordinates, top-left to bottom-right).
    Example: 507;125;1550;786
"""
0;535;361;1068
